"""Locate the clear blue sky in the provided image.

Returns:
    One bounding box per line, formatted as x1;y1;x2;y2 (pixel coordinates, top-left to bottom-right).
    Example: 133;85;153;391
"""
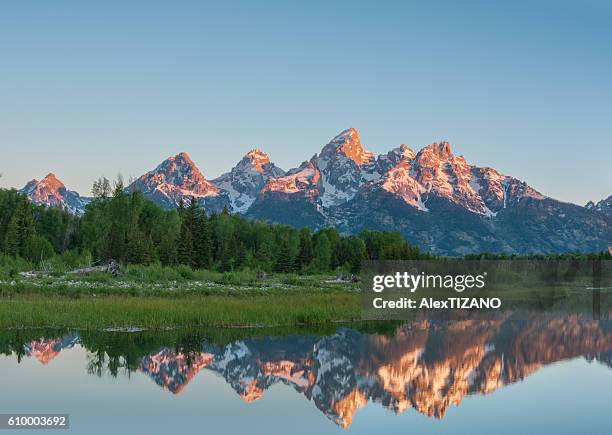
1;0;610;204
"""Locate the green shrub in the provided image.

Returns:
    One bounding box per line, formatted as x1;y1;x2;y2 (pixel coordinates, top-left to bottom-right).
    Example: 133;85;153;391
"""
21;236;55;264
0;254;32;279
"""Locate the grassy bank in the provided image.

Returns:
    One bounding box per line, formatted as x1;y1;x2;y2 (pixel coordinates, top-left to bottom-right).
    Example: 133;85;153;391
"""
0;266;362;329
0;293;360;329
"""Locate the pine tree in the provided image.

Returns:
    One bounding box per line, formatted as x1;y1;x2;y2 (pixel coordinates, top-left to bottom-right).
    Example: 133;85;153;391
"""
234;239;247;269
194;213;212;268
255;237;274;271
103;178;130;261
219;244;234;272
296;228;314;269
274;236;294;272
178;197;197;266
344;236;367;273
312;233;332;272
178;223;194;266
125;223;149;264
4;196;37;256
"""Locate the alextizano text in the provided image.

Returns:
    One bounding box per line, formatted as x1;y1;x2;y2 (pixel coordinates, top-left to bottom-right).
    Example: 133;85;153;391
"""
372;297;502;310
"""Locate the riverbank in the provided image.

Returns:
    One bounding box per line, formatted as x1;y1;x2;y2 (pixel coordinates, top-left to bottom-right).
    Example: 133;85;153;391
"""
0;270;362;329
0;293;361;329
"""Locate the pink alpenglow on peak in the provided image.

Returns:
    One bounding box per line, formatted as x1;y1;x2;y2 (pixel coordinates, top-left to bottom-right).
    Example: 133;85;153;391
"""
39;173;65;190
262;161;320;195
19;173;90;215
242;148;271;169
315;128;380;207
212;149;285;213
323;128;375;166
127;152;218;209
20;128;610;255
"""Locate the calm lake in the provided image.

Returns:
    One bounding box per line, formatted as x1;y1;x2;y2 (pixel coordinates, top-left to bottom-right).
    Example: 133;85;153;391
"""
1;316;611;435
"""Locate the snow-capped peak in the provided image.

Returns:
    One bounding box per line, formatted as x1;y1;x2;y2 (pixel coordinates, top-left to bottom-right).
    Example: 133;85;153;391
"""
312;128;381;207
372;140;546;216
261;160;320;195
377;144;416;173
212;149;285;213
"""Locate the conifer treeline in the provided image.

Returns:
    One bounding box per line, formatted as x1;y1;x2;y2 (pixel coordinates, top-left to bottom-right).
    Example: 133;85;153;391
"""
0;184;422;272
0;189;78;262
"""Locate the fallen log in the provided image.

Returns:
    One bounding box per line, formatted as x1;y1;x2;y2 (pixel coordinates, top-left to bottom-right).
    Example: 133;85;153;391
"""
18;271;43;278
67;260;121;277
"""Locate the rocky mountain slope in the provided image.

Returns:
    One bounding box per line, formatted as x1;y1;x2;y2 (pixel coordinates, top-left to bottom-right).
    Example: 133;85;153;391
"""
211;149;285;213
127;152;218;209
587;195;612;217
246;129;611;254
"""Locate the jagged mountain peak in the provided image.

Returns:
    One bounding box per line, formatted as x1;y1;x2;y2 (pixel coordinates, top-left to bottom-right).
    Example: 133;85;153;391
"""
261;160;320;195
235;148;273;173
310;128;380;207
332;127;358;142
399;144;414;155
154;152;208;182
210;148;285;214
392;144;416;161
161;151;197;169
25;173;64;190
321;128;374;166
177;151;194;159
376;144;416;173
41;172;64;186
20;173;89;215
418;141;453;160
243;148;270;163
586;194;612;216
128;152;218;209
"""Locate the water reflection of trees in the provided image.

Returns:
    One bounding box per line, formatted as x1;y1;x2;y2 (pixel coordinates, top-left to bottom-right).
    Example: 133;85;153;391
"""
4;317;612;428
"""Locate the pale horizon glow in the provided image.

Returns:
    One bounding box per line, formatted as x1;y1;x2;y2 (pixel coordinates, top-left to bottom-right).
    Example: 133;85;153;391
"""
1;1;610;205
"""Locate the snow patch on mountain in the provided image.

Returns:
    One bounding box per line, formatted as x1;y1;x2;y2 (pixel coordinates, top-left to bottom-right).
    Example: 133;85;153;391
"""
262;160;320;195
585;194;612;216
379;160;429;211
316;128;381;207
212;149;285;212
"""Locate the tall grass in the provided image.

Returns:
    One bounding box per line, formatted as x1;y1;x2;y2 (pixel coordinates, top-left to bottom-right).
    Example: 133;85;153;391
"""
0;261;360;329
0;293;361;329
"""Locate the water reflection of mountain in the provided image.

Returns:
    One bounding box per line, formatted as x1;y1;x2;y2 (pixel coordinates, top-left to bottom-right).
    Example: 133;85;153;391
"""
23;335;79;365
14;316;612;428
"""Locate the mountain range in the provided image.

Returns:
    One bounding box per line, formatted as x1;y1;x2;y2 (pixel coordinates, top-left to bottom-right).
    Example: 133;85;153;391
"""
17;128;611;255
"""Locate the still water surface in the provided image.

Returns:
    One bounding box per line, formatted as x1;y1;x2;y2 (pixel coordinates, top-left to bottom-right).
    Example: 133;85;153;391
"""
1;316;611;434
